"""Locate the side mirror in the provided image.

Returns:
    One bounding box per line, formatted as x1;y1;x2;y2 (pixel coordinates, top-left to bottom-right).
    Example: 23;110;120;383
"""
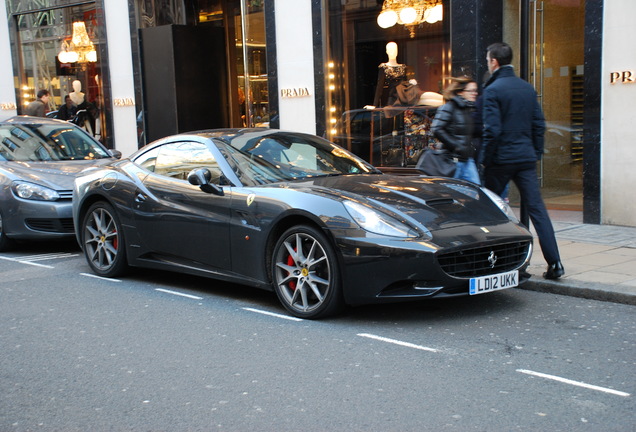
109;149;123;159
187;168;224;195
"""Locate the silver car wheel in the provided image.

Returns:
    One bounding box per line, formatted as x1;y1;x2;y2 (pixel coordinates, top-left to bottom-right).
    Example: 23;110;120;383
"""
273;225;342;319
82;202;126;276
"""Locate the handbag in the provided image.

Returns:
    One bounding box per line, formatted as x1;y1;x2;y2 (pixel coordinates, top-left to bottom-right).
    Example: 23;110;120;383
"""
415;149;457;177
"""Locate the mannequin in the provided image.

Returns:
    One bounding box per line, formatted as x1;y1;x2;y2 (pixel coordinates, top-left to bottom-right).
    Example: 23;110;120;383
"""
69;80;85;106
373;42;409;108
69;80;98;137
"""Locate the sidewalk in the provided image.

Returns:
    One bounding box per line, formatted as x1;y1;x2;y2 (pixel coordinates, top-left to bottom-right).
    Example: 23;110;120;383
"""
518;209;636;305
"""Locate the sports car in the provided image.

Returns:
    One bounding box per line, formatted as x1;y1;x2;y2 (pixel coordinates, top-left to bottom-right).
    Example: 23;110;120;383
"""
73;128;533;319
0;116;120;251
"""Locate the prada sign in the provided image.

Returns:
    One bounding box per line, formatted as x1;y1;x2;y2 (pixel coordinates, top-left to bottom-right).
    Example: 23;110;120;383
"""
610;70;635;84
113;98;135;107
1;103;17;110
280;88;311;98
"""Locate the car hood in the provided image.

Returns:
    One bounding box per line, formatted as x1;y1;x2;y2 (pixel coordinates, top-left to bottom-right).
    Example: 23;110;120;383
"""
290;174;513;230
2;159;115;190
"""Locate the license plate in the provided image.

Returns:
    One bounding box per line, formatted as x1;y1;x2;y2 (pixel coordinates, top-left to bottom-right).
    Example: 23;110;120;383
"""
469;270;519;295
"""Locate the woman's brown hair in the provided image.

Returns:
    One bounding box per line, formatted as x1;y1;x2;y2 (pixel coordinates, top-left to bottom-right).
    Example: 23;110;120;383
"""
442;76;477;101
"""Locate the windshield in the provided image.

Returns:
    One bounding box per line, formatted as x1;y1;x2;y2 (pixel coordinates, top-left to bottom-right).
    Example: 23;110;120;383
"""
0;123;110;161
220;131;381;186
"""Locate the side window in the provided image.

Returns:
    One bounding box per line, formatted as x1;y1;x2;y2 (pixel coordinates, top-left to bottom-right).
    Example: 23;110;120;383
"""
135;141;223;183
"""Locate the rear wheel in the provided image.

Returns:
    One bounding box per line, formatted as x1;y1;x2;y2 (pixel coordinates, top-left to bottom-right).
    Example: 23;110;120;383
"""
82;202;128;277
0;210;16;252
272;225;343;319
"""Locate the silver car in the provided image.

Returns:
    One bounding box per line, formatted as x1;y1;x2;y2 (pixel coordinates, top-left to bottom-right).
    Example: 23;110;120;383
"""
0;116;120;251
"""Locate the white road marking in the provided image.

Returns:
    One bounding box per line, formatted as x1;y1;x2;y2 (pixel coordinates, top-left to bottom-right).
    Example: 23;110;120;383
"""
20;252;79;261
155;288;203;300
516;369;631;397
0;256;53;268
80;273;121;282
242;307;303;321
0;252;80;268
357;333;439;353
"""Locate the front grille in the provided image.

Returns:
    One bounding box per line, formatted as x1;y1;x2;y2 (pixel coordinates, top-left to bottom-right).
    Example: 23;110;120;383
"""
25;218;75;233
437;241;531;278
58;190;73;200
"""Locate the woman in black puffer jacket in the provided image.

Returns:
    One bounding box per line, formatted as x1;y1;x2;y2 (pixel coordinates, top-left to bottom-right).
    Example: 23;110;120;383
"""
431;76;481;184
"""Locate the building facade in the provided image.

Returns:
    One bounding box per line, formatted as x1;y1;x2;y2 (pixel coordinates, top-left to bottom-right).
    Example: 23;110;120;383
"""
1;0;634;227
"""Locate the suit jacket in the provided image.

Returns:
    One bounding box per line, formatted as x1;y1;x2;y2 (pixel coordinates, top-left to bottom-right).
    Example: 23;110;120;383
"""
24;100;46;117
482;66;545;166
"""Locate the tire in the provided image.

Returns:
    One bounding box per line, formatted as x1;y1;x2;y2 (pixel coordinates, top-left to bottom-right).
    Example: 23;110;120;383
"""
272;225;343;319
81;201;128;277
0;210;16;252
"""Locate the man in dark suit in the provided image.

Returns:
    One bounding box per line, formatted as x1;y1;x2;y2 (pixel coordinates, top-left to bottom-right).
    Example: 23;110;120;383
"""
482;42;564;280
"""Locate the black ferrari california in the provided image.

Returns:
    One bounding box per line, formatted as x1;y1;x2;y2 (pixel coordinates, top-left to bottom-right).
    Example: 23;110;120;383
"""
73;128;533;319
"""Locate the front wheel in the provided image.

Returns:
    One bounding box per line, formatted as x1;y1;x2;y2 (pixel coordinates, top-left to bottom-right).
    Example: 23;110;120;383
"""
272;225;343;319
82;202;128;277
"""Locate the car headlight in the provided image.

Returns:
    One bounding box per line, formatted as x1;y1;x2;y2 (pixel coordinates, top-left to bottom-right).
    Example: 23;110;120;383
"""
481;187;518;223
343;200;418;238
12;181;60;201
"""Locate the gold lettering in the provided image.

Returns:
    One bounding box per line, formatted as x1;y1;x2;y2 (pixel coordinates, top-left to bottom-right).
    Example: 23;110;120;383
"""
610;70;636;84
280;88;311;98
610;72;620;84
113;98;135;107
1;103;17;110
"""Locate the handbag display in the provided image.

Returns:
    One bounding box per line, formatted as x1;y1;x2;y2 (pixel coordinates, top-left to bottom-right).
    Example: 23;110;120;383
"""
415;149;457;177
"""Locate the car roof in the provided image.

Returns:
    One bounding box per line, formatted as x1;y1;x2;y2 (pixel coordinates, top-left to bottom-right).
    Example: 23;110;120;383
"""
1;115;73;126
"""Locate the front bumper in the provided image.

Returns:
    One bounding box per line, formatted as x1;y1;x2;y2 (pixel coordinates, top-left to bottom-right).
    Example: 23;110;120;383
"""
3;197;74;240
335;225;533;306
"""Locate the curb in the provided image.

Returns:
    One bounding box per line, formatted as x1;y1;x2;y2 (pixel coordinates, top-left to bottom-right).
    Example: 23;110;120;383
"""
519;278;636;306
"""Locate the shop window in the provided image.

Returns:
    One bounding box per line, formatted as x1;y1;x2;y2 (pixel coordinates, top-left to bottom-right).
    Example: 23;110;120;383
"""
10;3;107;145
324;0;450;170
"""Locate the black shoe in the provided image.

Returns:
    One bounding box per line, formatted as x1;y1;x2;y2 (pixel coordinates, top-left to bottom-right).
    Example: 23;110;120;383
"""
543;261;564;280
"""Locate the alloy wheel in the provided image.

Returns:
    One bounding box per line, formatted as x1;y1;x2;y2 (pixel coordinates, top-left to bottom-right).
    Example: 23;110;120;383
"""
82;202;126;276
273;226;342;319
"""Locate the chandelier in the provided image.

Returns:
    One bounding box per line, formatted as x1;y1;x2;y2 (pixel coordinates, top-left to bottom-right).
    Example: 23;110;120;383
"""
58;21;97;63
377;0;444;38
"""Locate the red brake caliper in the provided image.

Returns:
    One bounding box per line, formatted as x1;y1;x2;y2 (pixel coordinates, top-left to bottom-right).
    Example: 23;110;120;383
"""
287;253;296;290
113;231;118;250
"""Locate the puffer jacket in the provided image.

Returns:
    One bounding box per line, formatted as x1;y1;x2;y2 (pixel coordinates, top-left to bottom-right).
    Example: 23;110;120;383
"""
431;96;475;161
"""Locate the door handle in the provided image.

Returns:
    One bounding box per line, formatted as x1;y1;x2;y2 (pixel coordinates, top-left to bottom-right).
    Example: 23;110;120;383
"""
135;193;147;203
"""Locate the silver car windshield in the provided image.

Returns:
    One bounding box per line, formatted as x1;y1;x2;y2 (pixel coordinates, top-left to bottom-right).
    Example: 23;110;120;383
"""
0;123;110;161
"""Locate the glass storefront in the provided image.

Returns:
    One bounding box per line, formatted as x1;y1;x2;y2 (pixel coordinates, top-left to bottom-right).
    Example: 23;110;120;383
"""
132;0;269;145
324;0;585;211
7;0;107;144
505;0;585;211
235;1;269;127
325;0;450;170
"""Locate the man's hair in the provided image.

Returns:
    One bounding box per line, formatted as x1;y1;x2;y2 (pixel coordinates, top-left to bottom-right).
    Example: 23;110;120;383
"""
36;89;50;99
487;42;513;66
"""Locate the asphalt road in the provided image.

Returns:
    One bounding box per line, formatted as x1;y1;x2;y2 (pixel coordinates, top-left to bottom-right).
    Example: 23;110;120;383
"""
1;241;634;431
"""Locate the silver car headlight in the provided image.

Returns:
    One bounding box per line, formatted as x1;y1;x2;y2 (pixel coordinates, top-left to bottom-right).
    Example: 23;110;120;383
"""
343;200;418;238
12;181;60;201
481;187;519;223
